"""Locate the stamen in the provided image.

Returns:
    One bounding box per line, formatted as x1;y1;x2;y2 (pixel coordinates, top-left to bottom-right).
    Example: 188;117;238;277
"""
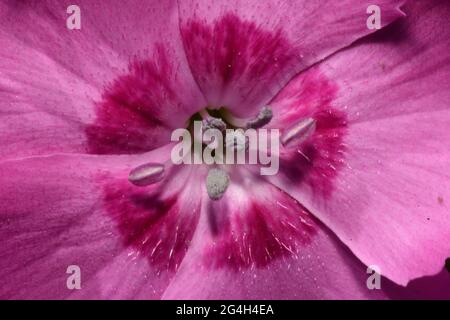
206;168;230;200
281;117;316;147
202;117;226;132
200;108;226;131
223;106;273;129
128;163;165;186
245;106;273;129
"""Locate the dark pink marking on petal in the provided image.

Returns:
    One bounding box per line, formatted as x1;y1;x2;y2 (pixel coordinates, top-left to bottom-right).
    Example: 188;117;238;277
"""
280;109;347;198
85;44;183;155
181;13;298;109
274;70;348;198
204;186;317;270
99;171;200;273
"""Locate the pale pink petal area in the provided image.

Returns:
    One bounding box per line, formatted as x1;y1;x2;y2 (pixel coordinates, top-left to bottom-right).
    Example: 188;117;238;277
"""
178;0;405;117
161;177;387;299
0;146;202;299
269;0;450;285
0;0;205;159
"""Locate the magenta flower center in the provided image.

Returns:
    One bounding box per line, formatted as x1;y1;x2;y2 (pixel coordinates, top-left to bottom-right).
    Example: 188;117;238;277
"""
85;13;348;273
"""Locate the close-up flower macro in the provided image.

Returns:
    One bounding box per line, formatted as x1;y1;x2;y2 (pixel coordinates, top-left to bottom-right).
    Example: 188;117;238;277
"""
0;0;449;301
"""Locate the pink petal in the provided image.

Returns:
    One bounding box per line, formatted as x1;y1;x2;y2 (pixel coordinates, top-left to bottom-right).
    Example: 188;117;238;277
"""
0;1;205;159
97;163;203;276
203;177;317;271
269;69;348;199
162;178;387;299
0;146;199;299
178;0;405;117
270;0;450;285
84;44;205;155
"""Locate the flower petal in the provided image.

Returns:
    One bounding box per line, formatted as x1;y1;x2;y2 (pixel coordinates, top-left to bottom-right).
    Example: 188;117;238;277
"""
0;146;201;299
161;176;387;299
178;0;405;117
269;0;450;285
0;0;205;159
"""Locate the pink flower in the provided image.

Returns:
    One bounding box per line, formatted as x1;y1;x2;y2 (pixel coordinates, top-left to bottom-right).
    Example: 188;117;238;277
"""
0;0;449;299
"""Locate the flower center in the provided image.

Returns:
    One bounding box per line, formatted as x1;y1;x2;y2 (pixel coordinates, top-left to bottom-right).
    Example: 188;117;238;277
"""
127;105;317;201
